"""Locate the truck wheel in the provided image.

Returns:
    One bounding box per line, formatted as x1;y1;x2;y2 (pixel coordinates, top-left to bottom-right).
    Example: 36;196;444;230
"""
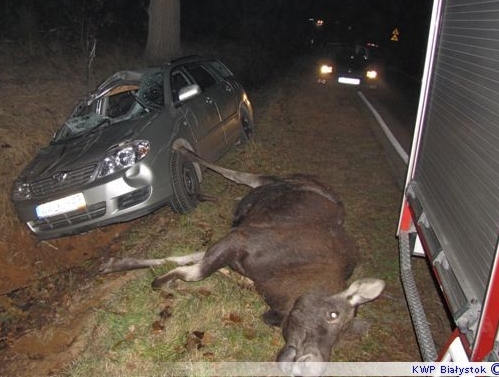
169;149;200;213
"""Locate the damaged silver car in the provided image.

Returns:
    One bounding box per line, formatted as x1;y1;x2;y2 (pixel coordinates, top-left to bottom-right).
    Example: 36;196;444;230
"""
11;55;254;239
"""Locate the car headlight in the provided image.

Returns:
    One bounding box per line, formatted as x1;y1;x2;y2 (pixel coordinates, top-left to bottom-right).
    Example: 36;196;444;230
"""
366;70;378;79
12;181;32;200
98;140;150;178
320;64;333;74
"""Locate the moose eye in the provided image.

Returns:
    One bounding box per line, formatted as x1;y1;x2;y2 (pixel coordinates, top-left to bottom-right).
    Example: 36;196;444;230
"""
327;311;339;323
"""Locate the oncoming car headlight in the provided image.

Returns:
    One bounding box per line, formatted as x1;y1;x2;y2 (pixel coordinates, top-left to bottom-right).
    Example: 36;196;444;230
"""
366;70;378;79
320;64;333;74
98;140;150;178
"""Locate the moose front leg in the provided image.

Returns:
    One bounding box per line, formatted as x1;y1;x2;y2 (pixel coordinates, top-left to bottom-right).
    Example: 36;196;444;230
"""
151;263;205;288
151;231;248;289
99;252;205;274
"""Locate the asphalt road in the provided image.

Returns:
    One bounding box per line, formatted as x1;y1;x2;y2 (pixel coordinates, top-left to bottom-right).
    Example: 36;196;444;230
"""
359;71;423;188
363;72;421;155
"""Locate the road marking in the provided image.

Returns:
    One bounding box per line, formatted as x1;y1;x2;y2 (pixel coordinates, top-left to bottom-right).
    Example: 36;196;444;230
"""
358;91;409;164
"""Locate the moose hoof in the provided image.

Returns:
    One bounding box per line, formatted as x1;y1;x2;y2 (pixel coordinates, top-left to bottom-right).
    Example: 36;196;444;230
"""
151;275;175;290
262;310;283;326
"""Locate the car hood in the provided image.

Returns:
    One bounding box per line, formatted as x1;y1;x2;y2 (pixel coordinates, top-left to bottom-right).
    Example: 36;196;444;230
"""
19;112;160;182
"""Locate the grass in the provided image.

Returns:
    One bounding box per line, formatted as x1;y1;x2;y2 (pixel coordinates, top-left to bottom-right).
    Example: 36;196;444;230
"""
63;271;279;376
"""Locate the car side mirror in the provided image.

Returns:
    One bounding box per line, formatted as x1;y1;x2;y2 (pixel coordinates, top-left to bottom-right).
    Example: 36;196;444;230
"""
178;84;201;102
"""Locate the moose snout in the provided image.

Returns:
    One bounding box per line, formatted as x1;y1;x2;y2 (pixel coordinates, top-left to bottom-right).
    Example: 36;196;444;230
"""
277;344;328;376
277;344;298;362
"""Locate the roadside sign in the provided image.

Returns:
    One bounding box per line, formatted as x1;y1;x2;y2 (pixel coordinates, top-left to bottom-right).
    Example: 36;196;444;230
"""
391;28;399;41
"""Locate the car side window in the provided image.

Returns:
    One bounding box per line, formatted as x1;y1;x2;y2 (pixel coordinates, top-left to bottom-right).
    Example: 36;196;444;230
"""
171;70;191;102
185;64;217;91
206;60;233;79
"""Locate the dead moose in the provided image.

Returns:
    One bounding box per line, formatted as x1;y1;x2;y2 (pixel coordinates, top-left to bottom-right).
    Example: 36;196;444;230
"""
100;145;385;371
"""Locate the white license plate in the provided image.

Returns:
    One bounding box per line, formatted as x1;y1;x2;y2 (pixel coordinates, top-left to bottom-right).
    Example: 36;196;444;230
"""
36;193;86;218
338;77;361;85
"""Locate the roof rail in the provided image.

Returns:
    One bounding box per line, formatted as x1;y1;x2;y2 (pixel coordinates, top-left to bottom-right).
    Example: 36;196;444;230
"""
170;54;203;64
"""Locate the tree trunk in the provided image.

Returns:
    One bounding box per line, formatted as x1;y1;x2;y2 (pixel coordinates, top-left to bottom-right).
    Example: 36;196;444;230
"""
145;0;181;63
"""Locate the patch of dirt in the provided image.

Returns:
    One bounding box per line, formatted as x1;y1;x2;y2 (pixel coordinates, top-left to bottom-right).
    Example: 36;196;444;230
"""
0;222;129;335
0;51;453;375
0;224;130;295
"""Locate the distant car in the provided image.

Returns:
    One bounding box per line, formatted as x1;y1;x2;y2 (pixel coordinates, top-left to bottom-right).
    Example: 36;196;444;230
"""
11;55;254;239
317;42;383;89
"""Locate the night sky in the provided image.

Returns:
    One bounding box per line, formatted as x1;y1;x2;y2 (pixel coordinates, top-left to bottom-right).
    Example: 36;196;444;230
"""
0;0;433;75
181;1;432;50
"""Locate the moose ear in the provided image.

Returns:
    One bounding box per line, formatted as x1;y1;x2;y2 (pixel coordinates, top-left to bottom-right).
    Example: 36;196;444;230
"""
343;278;385;306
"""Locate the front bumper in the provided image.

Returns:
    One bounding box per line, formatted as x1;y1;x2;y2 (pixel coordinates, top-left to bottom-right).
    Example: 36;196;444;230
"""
13;162;172;239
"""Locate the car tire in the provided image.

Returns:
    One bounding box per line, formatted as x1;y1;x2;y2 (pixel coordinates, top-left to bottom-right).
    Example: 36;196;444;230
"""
169;149;200;213
240;108;255;143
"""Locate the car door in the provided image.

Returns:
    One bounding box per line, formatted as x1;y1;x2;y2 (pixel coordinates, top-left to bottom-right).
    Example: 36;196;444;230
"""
182;64;227;160
203;60;240;145
171;66;224;161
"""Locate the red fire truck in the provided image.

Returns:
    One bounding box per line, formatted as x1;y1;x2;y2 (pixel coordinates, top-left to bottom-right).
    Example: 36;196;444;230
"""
398;0;499;363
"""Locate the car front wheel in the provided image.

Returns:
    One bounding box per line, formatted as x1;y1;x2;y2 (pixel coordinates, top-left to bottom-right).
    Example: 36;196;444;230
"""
240;109;254;143
169;149;200;213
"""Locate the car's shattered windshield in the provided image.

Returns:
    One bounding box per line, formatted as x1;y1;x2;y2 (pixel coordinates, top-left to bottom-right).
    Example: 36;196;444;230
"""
55;113;109;141
53;71;164;142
